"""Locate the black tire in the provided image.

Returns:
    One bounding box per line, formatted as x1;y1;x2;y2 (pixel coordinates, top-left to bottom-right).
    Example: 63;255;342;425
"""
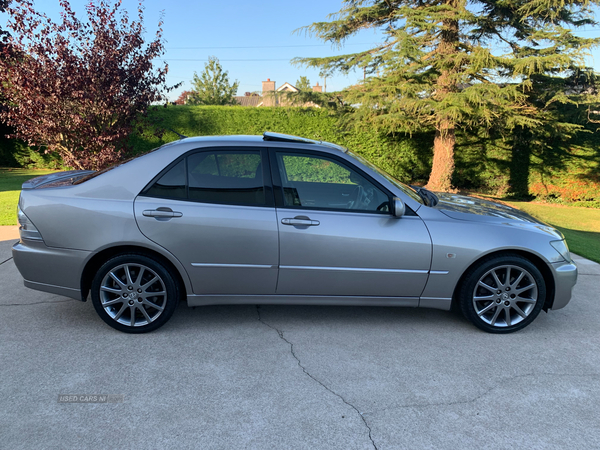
459;254;546;334
91;254;179;333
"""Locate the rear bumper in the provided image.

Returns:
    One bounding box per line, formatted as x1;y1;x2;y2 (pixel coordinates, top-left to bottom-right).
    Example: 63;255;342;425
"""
12;240;90;301
550;260;578;310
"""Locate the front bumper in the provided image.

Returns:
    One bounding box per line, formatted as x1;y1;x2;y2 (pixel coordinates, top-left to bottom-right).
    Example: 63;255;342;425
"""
12;240;91;301
550;260;578;310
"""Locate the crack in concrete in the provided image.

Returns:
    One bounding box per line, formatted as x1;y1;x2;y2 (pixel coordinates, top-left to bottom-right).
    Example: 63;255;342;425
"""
0;256;13;266
579;273;600;277
255;306;378;450
363;372;600;416
0;299;74;307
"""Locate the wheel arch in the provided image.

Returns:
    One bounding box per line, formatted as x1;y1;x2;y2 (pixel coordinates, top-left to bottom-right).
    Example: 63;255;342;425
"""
451;249;556;312
81;245;189;302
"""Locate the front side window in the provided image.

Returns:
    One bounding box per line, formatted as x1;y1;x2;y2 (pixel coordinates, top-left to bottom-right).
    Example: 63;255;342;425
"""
276;152;389;213
143;150;266;206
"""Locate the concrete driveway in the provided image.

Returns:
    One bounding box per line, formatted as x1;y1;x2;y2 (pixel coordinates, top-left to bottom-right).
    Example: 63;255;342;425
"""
1;236;599;450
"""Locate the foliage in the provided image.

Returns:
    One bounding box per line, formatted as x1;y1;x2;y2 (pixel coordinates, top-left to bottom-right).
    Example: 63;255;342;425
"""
188;56;239;106
295;76;311;92
283;154;353;184
133;105;432;184
0;0;172;170
0;0;9;45
174;91;193;105
2;103;598;205
293;0;600;192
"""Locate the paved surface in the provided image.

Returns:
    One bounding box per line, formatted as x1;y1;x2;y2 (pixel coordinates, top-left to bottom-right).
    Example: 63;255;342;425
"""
0;237;598;450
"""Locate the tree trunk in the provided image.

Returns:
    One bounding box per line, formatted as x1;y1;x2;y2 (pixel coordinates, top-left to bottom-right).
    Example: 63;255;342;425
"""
427;122;456;192
426;0;459;192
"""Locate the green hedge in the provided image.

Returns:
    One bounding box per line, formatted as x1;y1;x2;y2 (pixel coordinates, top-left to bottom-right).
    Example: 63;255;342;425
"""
2;105;599;205
133;105;434;186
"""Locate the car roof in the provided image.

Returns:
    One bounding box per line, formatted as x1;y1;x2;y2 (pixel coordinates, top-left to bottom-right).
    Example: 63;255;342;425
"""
165;132;348;154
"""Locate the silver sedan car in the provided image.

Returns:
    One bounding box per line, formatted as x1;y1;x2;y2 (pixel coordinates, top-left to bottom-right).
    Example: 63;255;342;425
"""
13;132;577;333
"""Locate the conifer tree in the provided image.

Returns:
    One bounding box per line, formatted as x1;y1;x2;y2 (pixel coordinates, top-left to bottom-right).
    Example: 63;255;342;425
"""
294;0;600;191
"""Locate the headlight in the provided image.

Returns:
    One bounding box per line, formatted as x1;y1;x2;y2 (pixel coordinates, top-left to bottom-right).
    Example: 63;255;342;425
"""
550;239;571;262
17;205;43;241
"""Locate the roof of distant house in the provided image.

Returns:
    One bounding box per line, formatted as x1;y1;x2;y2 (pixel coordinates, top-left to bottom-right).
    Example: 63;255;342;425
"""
234;96;262;107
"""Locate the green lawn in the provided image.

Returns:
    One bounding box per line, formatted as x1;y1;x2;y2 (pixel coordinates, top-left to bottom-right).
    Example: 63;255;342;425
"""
0;168;57;225
506;201;600;263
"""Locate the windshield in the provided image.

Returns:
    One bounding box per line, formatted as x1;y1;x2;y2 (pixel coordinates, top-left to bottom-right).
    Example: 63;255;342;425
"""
346;150;423;205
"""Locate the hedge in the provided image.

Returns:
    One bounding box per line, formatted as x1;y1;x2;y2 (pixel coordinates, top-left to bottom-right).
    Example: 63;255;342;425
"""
1;104;598;205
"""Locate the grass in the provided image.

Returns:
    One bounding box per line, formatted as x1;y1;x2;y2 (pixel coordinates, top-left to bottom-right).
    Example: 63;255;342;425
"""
505;201;600;263
0;168;57;226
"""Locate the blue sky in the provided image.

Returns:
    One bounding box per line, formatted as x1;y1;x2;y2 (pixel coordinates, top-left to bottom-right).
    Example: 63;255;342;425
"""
3;0;600;101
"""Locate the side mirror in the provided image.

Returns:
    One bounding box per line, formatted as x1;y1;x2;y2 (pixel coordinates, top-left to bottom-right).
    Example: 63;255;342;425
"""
393;197;405;218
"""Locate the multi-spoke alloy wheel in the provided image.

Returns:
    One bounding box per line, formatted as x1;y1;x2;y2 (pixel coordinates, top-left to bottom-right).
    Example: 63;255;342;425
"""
459;255;546;333
91;254;179;333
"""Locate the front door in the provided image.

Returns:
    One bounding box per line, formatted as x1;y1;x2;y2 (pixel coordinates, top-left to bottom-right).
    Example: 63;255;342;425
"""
272;150;432;298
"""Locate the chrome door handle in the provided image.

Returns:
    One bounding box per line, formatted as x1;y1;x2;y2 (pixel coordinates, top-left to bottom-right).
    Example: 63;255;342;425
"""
281;216;320;226
143;208;183;218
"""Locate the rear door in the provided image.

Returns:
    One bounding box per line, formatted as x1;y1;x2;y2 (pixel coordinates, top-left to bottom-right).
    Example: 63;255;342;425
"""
271;149;432;298
135;148;279;295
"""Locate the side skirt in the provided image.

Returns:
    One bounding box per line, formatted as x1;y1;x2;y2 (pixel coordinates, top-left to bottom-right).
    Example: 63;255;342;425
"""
186;295;451;310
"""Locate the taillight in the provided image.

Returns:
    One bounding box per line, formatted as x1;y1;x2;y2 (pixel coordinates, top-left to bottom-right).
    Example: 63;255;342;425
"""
17;205;43;241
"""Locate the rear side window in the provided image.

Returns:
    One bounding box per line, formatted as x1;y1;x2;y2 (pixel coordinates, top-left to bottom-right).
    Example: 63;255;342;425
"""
143;150;267;206
143;159;187;200
187;151;265;205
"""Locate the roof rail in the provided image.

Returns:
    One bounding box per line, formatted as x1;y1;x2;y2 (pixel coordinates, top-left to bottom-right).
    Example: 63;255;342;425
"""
262;131;348;153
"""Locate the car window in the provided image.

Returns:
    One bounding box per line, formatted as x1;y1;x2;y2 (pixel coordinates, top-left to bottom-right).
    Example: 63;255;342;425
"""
187;151;266;206
276;152;390;213
143;159;187;200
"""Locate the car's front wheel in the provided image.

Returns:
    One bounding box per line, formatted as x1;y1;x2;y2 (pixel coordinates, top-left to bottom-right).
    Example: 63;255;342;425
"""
91;254;179;333
459;254;546;333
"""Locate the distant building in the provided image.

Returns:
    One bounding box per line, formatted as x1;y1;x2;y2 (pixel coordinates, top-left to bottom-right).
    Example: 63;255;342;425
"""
233;78;322;107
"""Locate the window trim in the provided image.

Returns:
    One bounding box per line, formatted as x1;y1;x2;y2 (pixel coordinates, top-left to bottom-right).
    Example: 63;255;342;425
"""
139;147;275;208
269;148;413;215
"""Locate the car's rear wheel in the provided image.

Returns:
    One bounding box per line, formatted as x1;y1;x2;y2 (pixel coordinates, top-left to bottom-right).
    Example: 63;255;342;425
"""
91;254;179;333
459;254;546;333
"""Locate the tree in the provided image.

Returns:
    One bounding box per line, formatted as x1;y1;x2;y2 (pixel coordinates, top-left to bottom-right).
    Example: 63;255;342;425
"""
295;76;312;91
0;0;9;47
188;56;239;106
0;0;172;170
294;0;600;191
174;90;193;105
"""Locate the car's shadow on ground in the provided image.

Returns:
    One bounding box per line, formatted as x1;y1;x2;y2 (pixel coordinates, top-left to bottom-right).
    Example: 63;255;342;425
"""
165;300;472;334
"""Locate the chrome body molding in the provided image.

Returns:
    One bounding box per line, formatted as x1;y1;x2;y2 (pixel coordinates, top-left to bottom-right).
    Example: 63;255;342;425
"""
278;265;430;274
191;263;277;269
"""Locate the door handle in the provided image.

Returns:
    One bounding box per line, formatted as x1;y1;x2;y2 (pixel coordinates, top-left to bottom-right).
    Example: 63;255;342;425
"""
142;208;183;218
281;216;320;226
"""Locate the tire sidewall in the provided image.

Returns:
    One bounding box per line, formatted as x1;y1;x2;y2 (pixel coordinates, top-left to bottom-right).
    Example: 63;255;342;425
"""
91;254;179;333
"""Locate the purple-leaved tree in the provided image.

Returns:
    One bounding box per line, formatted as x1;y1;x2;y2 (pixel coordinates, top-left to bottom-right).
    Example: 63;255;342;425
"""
0;0;172;170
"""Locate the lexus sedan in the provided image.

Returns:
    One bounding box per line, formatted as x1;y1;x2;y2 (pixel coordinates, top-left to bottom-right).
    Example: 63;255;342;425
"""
13;132;577;333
